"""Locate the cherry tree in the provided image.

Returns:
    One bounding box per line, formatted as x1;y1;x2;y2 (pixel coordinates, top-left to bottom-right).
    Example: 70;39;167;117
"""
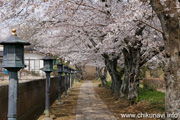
70;0;164;102
147;0;180;118
0;0;166;104
25;0;165;101
100;0;165;101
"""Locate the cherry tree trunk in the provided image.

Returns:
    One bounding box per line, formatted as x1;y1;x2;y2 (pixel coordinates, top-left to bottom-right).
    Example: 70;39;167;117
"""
96;67;104;80
104;58;123;96
99;67;108;87
123;46;140;102
119;73;129;97
150;0;180;118
96;67;100;79
163;32;180;119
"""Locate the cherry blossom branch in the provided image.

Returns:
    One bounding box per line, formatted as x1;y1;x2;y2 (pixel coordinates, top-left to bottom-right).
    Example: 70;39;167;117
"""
140;46;164;67
67;0;110;15
137;20;163;34
71;0;83;16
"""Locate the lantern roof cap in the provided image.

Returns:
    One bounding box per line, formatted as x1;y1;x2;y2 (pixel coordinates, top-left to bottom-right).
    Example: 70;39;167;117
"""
41;53;55;60
64;65;68;68
0;29;30;45
57;62;63;65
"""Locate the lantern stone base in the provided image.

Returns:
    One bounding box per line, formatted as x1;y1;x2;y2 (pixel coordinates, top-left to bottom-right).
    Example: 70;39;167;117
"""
65;95;69;97
42;116;53;120
44;110;48;115
57;101;63;105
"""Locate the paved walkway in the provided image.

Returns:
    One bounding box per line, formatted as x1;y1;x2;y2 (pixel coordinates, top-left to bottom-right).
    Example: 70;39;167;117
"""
76;81;117;120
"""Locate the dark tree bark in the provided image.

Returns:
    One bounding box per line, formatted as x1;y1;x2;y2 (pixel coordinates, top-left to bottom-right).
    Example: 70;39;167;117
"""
99;67;108;87
118;22;144;101
96;67;101;79
106;60;121;95
103;54;125;96
88;37;126;96
121;25;163;102
122;38;141;103
150;0;180;119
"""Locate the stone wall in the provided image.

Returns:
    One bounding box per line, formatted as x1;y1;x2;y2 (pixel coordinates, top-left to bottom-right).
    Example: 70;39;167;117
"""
0;76;68;120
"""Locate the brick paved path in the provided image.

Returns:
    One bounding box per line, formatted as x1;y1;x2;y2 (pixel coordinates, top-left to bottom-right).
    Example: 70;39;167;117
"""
76;81;117;120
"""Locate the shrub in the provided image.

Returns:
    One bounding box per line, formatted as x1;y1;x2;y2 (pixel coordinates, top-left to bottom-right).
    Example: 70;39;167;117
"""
142;78;165;90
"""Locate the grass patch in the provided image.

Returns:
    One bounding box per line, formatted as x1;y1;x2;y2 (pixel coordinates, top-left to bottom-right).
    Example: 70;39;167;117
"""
97;79;165;112
138;87;165;111
107;81;111;87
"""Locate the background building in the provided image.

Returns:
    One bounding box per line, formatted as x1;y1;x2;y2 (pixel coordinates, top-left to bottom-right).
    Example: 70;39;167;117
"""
0;46;45;76
24;47;44;76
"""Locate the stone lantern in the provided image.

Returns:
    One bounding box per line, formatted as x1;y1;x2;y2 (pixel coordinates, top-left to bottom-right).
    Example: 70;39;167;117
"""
57;62;63;73
42;53;54;72
74;70;78;82
71;69;74;88
0;29;30;120
63;65;68;96
41;53;54;120
0;29;30;69
68;67;71;90
63;65;68;73
57;62;63;104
